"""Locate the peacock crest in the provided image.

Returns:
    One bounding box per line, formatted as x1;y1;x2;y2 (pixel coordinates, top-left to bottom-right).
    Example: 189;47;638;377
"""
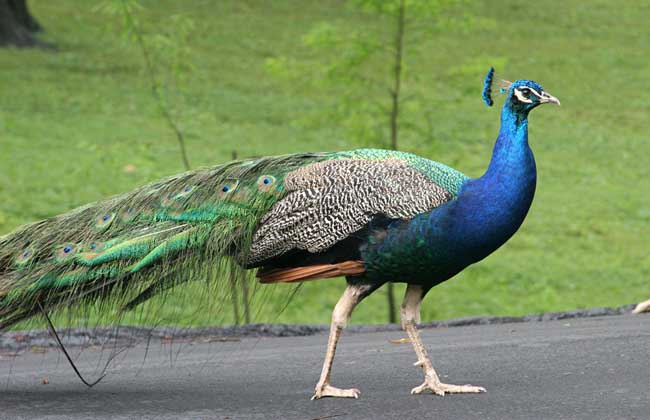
482;67;513;107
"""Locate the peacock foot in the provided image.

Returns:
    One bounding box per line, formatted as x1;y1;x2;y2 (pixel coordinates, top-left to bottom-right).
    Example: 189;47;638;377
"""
311;383;361;400
633;299;650;314
411;377;486;396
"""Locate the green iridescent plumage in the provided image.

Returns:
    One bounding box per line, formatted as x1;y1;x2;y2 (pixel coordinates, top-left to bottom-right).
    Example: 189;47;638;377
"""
0;149;466;330
342;149;468;196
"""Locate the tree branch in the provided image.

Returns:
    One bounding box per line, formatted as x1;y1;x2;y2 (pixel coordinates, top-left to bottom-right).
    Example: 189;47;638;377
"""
119;0;191;171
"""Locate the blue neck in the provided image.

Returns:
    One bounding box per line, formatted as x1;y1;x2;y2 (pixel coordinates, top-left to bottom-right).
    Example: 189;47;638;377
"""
454;103;537;260
484;104;533;180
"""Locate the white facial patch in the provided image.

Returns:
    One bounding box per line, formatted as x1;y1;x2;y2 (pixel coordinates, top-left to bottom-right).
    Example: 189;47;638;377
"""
513;87;543;104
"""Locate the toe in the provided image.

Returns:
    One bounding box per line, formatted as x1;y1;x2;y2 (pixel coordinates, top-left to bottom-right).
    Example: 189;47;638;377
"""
311;384;361;399
411;381;486;396
442;383;486;394
411;382;445;396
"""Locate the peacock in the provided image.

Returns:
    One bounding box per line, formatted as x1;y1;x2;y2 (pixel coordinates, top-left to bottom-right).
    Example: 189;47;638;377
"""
0;69;559;399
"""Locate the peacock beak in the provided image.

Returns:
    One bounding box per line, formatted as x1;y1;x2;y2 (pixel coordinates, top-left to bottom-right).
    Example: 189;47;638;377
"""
540;91;561;106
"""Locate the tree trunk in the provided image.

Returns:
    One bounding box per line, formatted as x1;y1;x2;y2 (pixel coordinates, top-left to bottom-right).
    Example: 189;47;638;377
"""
0;0;46;47
385;0;406;324
9;0;41;32
389;0;405;152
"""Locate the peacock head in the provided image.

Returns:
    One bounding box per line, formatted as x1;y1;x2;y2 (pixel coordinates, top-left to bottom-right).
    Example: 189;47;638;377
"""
482;68;560;116
504;79;560;115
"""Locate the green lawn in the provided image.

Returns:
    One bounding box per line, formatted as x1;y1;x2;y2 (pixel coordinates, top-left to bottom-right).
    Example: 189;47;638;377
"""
1;0;648;327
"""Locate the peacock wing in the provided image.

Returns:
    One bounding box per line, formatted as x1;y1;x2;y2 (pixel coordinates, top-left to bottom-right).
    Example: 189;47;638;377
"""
247;158;456;267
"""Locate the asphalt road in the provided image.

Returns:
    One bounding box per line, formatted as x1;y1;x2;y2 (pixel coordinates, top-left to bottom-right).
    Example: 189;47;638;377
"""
1;314;648;420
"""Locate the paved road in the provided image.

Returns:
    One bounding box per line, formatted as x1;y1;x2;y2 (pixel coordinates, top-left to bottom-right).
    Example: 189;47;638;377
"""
1;314;648;419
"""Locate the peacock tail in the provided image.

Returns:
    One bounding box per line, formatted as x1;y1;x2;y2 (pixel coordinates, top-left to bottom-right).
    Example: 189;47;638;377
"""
0;149;467;330
0;153;323;329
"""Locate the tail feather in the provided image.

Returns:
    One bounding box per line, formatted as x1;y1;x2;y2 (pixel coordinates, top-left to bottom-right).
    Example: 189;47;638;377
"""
0;152;330;329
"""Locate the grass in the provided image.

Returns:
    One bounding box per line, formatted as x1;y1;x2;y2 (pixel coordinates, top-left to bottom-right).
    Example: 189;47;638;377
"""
0;0;648;328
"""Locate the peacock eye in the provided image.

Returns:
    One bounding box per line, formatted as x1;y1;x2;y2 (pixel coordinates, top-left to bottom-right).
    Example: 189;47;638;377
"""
520;88;531;97
256;175;277;191
16;245;36;265
95;212;115;230
217;179;239;198
56;243;79;260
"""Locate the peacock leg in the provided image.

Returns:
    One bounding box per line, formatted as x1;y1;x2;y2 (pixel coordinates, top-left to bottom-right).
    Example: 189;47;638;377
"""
311;285;364;400
401;284;486;396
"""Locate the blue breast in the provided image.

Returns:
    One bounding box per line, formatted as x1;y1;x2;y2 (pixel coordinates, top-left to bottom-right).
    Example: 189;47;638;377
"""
360;104;537;286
